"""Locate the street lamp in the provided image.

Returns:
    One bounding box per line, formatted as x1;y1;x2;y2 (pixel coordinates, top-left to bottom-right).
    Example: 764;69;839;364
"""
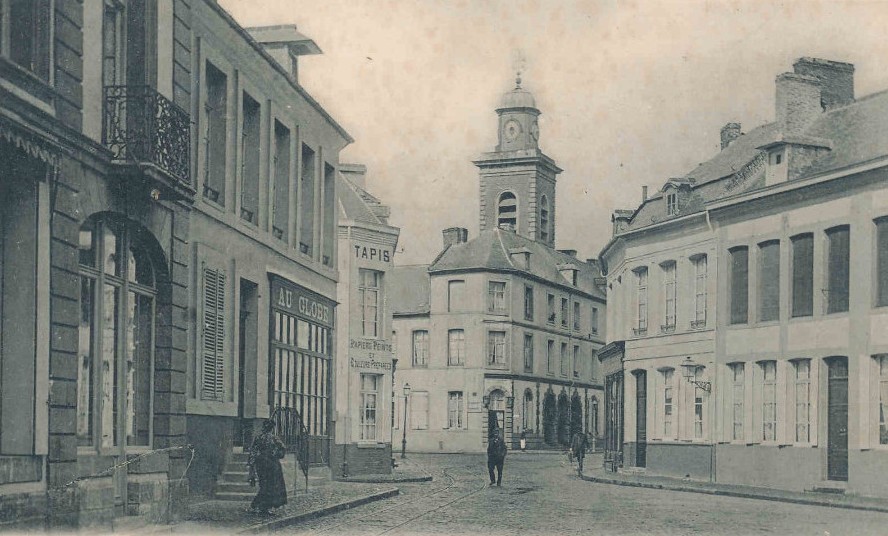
681;357;711;392
400;383;411;459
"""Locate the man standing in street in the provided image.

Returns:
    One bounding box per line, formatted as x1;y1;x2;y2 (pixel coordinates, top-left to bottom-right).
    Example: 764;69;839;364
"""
487;429;507;486
570;431;589;474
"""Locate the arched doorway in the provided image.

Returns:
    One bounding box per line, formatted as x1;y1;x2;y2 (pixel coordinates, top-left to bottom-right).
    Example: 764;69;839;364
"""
488;389;506;438
543;390;556;445
557;391;569;445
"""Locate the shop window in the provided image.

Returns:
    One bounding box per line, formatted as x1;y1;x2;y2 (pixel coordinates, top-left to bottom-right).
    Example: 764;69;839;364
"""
825;225;850;314
77;215;157;449
359;269;382;338
412;330;428;367
360;374;380;441
729;247;749;324
447;391;464;429
447;329;465;366
791;233;814;317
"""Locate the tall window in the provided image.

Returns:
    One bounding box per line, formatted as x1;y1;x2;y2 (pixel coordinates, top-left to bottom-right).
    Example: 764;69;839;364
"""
359;269;381;338
758;241;780;322
793;360;811;443
572;345;580;378
877;219;888;307
240;92;261;224
761;361;777;441
448;280;465;312
546;340;554;374
878;355;888;445
360;374;380;440
447;329;465;366
826;225;850;314
666;193;678;216
635;267;648;334
102;1;125;87
523;334;534;372
591;306;599;335
272;121;291;241
412;330;429;366
488;281;506;313
561;297;569;328
547;293;556;323
661;261;676;330
410;391;429;430
487;331;506;366
692;255;707;327
662;369;673;437
447;392;464;429
729;247;749;324
560;342;568;376
540;195;550;242
322;164;336;266
730;363;745;441
77;216;156;449
299;144;316;255
204;62;228;204
497;192;517;228
573;302;581;331
524;285;534;321
791;233;814;317
694;368;704;439
3;0;52;81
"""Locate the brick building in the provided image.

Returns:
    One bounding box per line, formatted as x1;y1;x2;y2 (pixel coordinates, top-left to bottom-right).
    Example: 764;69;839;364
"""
391;79;606;454
0;1;350;529
600;57;888;498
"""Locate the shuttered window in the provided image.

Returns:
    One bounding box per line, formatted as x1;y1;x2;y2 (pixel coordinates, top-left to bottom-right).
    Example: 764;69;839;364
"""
202;266;226;401
758;240;780;322
729;247;749;324
791;234;814;317
826;226;850;314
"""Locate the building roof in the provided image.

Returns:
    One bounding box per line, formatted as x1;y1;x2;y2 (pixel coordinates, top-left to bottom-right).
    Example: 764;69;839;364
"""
390;265;431;315
428;227;606;300
338;172;390;226
498;76;537;110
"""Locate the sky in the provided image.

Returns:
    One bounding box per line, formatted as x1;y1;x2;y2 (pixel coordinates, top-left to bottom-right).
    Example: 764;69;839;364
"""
219;0;888;265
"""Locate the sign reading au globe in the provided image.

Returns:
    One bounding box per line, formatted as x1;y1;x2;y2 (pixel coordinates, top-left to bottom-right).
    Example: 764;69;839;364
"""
270;277;334;328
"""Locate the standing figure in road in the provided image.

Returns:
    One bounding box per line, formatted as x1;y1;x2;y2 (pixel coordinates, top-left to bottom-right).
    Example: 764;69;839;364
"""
248;419;288;514
487;429;507;486
570;431;589;474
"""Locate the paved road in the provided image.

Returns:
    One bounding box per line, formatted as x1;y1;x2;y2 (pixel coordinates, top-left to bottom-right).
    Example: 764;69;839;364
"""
280;453;888;536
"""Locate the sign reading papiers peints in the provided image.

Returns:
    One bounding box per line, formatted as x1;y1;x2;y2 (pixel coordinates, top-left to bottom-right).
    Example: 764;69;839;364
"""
270;275;334;328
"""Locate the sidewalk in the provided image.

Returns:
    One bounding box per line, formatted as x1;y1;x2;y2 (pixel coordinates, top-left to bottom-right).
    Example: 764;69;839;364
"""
579;463;888;514
339;455;434;483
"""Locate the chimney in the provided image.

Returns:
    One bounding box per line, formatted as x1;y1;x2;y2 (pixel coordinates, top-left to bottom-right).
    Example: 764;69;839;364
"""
245;25;322;84
792;57;854;110
775;73;821;136
558;249;578;258
611;209;633;236
641;185;648;203
442;227;468;248
339;163;367;188
720;122;741;150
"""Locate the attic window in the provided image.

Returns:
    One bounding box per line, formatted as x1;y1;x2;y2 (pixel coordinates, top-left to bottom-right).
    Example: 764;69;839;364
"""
775;154;783;165
666;193;678;216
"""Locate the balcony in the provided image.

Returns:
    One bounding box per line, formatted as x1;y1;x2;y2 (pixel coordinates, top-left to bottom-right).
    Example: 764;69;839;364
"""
103;85;193;198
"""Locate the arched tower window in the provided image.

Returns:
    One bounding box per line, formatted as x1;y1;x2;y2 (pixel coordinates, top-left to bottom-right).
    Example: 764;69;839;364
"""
497;191;517;229
77;214;159;450
540;195;550;242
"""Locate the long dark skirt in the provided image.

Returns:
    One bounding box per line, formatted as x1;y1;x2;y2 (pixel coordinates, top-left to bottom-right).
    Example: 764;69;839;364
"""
251;457;287;510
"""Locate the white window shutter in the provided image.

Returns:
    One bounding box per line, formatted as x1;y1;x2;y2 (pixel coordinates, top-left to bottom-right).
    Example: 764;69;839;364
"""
202;265;226;401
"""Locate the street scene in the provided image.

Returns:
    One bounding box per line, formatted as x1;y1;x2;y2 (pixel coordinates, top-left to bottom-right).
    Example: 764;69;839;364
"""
2;0;888;534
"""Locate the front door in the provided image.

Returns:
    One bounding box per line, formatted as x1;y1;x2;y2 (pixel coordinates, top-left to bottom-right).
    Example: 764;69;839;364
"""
635;371;647;468
827;357;849;481
604;373;624;471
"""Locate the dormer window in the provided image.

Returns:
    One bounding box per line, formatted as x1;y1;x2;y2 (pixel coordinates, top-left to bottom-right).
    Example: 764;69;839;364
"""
666;193;678;216
497;191;517;229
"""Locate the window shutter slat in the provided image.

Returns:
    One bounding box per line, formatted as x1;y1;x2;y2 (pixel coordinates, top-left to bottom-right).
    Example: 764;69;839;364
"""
202;266;226;401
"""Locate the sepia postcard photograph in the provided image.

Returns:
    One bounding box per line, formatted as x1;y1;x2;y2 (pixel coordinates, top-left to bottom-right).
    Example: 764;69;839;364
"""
1;0;888;534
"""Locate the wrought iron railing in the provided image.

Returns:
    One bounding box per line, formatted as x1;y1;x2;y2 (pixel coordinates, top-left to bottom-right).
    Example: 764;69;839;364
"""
103;85;191;185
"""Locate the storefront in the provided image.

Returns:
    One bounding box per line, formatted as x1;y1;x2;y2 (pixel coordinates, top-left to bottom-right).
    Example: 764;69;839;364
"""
269;275;335;466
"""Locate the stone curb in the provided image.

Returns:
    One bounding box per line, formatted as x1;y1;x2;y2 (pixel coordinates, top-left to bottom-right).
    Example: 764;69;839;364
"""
236;487;400;534
340;475;433;484
580;474;888;514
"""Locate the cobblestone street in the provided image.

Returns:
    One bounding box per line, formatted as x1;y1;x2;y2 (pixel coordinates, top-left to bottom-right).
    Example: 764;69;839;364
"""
280;453;888;536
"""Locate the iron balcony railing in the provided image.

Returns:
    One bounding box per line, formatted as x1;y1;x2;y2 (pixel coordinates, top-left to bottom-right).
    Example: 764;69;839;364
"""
103;85;191;185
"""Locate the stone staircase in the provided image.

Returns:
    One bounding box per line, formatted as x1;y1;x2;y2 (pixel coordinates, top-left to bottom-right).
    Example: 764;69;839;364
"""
214;450;254;501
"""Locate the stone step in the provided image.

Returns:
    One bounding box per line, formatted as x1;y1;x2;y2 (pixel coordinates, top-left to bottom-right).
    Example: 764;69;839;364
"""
214;491;254;501
220;471;250;483
215;482;255;493
230;452;250;462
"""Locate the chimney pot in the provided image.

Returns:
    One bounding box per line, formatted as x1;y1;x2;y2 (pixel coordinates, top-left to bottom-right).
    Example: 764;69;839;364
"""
776;72;821;136
641;185;648;202
720;122;741;150
792;57;855;110
442;227;468;248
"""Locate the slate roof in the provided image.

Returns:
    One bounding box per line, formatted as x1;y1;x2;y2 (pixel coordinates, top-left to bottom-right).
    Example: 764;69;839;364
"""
618;89;888;234
338;173;388;226
428;227;606;300
390;265;431;315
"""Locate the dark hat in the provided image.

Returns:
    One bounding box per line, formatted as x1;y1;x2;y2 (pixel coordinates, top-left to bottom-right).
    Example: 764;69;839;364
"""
262;419;275;430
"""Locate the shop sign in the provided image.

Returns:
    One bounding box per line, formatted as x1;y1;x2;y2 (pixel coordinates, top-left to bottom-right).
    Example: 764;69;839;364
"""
271;277;334;328
349;339;392;353
353;242;393;265
349;357;393;371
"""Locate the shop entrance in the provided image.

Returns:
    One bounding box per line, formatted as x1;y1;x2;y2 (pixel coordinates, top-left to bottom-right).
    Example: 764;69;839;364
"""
827;357;849;481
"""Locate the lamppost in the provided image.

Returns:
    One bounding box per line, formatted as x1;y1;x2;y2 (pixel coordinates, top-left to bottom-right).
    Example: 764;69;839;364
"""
400;383;411;458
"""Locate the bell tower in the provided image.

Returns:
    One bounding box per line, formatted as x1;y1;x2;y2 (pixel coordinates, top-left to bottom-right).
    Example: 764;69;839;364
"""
475;75;562;247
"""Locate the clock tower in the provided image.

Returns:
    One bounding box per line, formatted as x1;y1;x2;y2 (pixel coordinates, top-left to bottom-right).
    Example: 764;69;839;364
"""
475;76;562;247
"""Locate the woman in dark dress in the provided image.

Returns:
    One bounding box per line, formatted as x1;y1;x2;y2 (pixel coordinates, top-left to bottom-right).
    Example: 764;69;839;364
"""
248;420;288;514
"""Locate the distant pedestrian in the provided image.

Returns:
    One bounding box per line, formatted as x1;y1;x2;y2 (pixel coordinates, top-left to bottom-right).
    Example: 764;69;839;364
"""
487;429;507;486
519;430;527;451
570;431;589;473
248;419;288;514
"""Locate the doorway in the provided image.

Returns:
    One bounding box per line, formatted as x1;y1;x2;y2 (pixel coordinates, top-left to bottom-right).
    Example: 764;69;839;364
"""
826;357;849;481
635;370;647;468
236;279;258;448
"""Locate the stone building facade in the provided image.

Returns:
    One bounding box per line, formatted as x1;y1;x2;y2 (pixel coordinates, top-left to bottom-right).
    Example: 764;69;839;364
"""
600;57;888;498
391;80;606;454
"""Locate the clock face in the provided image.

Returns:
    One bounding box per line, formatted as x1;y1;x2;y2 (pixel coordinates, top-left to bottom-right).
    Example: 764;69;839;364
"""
504;119;522;142
530;120;540;142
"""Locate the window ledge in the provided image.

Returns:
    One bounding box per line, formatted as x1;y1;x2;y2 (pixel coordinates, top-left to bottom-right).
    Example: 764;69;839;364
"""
0;57;56;112
356;442;386;449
